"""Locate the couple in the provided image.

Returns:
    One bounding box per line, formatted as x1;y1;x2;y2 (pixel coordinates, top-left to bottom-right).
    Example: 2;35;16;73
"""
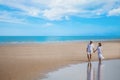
86;41;104;63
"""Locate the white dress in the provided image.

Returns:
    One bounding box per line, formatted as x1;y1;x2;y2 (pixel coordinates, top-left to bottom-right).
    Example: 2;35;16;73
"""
97;46;104;59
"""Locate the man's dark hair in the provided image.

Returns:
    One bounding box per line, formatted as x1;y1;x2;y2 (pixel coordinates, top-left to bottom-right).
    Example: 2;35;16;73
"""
90;41;93;44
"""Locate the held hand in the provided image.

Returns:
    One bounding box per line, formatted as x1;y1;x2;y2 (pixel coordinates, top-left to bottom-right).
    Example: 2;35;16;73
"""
93;49;97;53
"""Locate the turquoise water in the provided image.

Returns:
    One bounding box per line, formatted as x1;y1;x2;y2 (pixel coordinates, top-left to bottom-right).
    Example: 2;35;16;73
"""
40;59;120;80
0;36;120;43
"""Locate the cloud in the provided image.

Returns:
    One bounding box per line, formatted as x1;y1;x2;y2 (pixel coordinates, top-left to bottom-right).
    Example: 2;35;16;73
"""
108;7;120;16
0;0;120;22
0;11;26;24
43;7;78;20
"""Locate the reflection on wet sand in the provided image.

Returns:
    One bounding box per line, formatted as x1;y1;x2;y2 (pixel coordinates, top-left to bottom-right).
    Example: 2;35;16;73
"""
87;62;103;80
87;62;93;80
41;60;120;80
97;62;103;80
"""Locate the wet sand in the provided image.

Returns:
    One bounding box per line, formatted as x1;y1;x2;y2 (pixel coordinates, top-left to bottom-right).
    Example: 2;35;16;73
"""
41;59;120;80
0;41;120;80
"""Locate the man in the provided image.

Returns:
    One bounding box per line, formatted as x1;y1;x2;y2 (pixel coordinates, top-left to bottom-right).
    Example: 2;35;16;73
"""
86;41;94;62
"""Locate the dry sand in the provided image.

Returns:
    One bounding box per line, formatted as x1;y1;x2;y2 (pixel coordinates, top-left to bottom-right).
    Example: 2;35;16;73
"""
0;41;120;80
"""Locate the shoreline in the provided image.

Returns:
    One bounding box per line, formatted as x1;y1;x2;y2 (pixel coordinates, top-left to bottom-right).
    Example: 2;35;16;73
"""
0;41;120;80
0;39;120;45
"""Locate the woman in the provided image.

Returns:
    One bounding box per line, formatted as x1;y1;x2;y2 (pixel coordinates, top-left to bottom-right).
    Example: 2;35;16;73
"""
94;43;104;63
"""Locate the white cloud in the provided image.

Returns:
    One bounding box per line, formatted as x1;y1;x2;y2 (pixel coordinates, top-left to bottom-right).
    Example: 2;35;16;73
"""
0;0;120;21
0;11;26;24
108;7;120;16
43;7;78;20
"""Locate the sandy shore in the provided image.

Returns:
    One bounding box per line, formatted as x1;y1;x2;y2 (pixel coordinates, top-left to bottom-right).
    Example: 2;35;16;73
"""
0;41;120;80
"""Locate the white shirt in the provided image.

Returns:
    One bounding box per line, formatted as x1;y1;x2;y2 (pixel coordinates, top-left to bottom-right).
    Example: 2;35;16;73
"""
87;44;94;53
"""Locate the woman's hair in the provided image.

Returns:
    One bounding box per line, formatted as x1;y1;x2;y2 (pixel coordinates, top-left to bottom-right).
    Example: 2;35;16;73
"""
98;43;102;46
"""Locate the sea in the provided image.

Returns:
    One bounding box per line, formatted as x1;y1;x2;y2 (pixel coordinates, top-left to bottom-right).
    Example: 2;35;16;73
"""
0;36;120;43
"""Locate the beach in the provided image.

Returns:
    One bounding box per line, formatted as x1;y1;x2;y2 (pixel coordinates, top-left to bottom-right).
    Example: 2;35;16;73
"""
0;41;120;80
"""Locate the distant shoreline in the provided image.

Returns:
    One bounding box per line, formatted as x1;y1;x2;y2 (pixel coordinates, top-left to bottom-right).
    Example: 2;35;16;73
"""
0;39;120;45
0;36;120;44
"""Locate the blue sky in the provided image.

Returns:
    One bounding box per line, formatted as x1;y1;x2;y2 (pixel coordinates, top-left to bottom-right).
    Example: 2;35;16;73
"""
0;0;120;36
